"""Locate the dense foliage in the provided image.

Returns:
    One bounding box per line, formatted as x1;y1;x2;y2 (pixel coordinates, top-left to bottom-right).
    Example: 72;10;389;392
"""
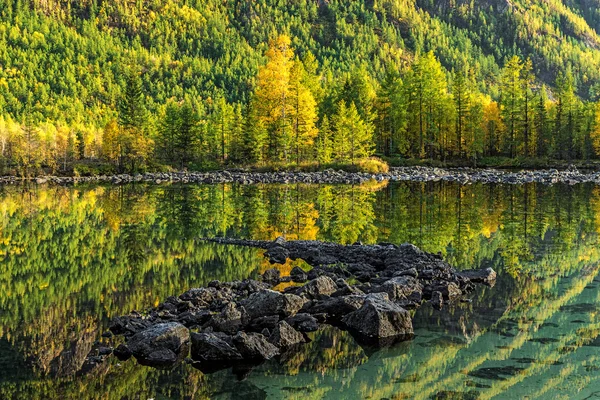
3;1;600;173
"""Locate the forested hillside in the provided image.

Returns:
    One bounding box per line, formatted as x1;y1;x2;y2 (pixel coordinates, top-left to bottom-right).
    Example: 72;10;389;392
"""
2;0;600;174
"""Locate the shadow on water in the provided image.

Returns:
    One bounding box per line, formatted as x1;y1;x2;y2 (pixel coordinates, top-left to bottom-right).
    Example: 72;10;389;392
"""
1;181;600;398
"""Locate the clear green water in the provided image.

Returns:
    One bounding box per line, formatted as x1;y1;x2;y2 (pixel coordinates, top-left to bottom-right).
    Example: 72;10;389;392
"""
1;181;600;399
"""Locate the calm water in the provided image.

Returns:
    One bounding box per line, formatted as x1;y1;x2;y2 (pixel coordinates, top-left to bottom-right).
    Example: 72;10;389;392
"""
1;181;600;399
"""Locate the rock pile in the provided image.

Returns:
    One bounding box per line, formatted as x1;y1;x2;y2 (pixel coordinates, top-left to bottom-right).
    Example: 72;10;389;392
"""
104;238;496;372
3;165;600;186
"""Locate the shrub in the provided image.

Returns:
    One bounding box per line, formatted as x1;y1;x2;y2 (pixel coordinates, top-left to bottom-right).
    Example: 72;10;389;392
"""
356;157;389;174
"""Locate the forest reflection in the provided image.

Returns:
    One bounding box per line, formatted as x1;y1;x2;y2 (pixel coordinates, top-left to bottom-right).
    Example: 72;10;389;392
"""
0;181;599;399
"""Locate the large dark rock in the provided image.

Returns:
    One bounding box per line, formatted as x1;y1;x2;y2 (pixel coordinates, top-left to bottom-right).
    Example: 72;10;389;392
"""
233;332;279;360
298;275;337;299
427;281;462;300
457;267;497;285
206;303;248;334
269;321;305;348
290;266;308;283
247;315;280;332
285;313;319;332
127;322;190;367
262;268;281;284
191;332;243;362
342;296;413;340
371;276;423;301
304;295;365;319
265;245;289;264
242;290;306;319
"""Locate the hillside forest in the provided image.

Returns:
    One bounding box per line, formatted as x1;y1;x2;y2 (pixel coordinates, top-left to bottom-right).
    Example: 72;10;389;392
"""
3;0;600;174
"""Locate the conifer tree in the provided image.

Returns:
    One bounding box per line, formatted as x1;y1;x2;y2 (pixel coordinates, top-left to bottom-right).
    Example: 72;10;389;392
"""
316;115;333;164
534;86;549;157
252;35;294;162
500;55;524;158
289;60;318;164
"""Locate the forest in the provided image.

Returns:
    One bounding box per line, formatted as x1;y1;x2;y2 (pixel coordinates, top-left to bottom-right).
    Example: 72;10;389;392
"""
3;0;600;174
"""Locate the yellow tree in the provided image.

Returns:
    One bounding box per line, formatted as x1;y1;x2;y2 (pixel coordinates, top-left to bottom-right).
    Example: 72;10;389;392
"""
252;35;294;162
289;60;318;164
483;100;505;156
102;119;120;165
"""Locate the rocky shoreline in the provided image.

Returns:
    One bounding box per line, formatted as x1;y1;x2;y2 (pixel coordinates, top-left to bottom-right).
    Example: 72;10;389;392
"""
94;238;496;373
2;166;600;186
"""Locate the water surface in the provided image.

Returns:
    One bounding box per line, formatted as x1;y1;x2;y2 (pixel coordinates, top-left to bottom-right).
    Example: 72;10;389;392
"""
1;181;599;399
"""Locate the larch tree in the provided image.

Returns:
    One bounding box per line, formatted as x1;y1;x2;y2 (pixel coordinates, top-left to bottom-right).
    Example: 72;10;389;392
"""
452;70;471;158
500;55;524;158
334;101;373;164
534;86;549;157
252;35;294;162
521;58;535;157
316;115;333;164
289;60;318;164
102;119;120;165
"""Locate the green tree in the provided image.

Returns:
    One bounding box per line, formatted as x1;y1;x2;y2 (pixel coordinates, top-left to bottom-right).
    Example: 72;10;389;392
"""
500;55;524;158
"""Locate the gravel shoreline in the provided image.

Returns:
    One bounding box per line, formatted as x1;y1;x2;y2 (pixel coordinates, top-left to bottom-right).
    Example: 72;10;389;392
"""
2;166;600;186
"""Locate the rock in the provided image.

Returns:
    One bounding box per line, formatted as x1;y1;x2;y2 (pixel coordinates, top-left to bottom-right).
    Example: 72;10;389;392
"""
269;321;305;348
298;275;337;299
457;267;497;285
285;313;319;332
191;332;243;362
101;331;113;338
265;245;289;264
332;279;364;296
304;295;365;319
113;344;132;361
372;276;423;300
247;315;280;332
179;287;217;306
262;268;281;284
342;297;413;340
127;322;190;367
177;309;212;327
109;316;153;336
207;303;247;334
394;268;418;278
242;290;307;319
290;266;308;283
428;281;462;300
233;332;279;360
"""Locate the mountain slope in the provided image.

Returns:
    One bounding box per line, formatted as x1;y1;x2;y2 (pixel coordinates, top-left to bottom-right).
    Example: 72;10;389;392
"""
1;0;600;127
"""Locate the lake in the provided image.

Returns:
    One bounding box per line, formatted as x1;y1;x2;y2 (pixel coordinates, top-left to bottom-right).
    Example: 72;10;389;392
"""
1;180;599;399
